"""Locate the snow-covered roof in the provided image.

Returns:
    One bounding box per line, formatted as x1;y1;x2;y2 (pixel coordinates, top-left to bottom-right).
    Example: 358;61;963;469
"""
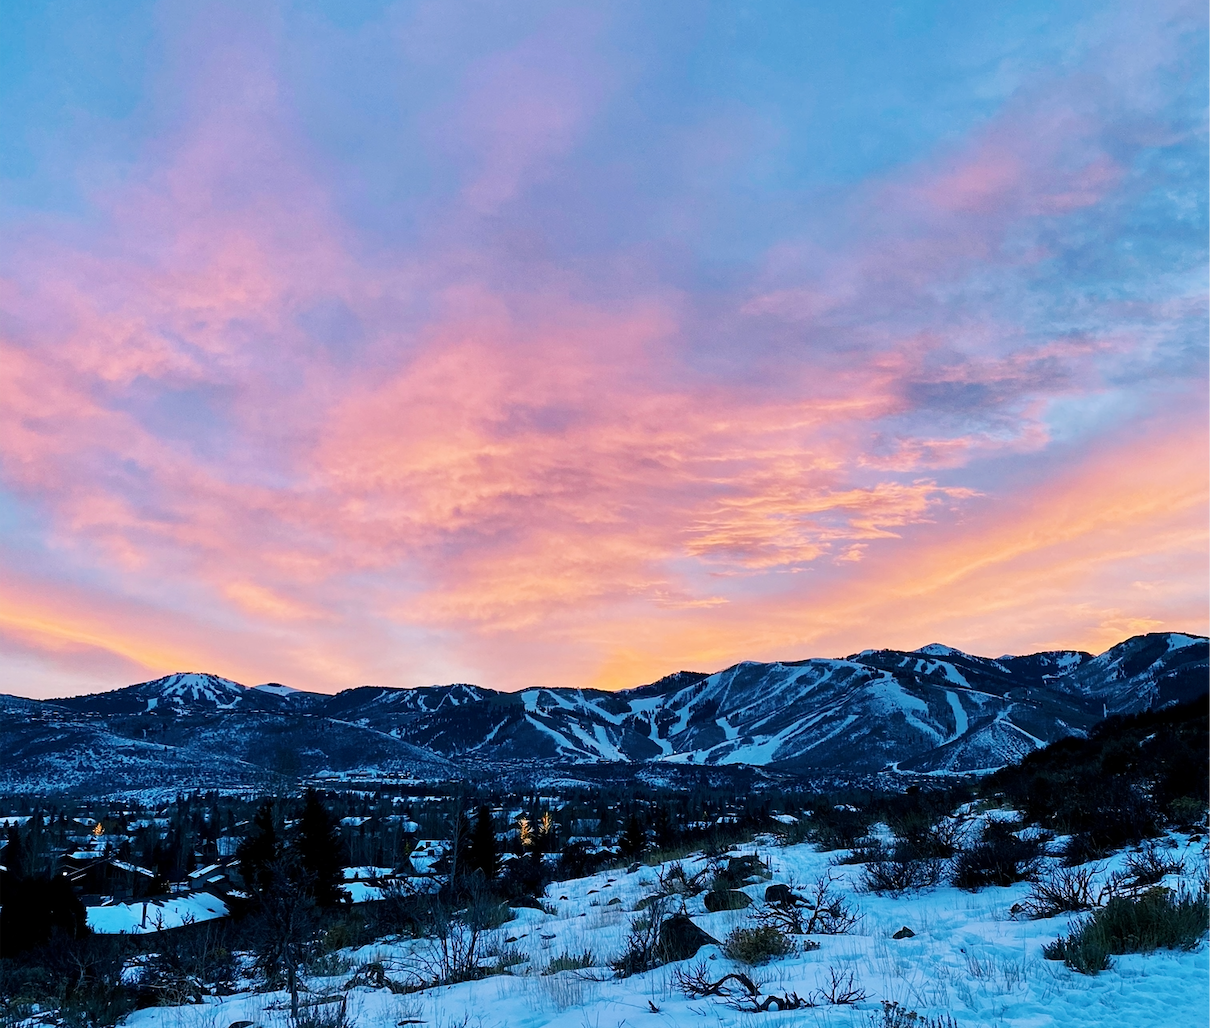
86;892;228;934
110;859;157;877
343;865;394;880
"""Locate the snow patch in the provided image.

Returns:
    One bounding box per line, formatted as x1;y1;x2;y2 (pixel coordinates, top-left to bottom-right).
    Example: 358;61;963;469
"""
87;893;228;934
945;690;968;739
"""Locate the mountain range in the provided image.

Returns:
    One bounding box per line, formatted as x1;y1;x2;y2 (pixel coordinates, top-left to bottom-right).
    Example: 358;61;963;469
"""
1;632;1205;796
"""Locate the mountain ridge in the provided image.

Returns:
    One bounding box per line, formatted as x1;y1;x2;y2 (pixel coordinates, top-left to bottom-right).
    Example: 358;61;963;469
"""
3;632;1205;795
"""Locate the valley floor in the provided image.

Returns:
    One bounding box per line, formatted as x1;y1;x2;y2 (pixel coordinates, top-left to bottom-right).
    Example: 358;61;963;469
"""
123;834;1209;1028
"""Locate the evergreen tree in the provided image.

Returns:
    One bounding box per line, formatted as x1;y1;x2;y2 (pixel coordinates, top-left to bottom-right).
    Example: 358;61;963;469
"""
619;811;647;859
467;805;499;882
651;804;676;852
295;789;346;907
0;868;88;958
449;808;473;882
238;800;281;893
3;823;24;879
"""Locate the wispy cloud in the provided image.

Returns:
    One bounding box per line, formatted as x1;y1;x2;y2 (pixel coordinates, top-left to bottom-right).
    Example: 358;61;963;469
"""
0;0;1204;695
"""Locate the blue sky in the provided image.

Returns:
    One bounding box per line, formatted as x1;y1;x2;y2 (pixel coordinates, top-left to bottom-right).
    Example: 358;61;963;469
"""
0;0;1205;697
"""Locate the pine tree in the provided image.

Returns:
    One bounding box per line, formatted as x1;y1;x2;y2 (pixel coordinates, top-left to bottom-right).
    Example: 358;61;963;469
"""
295;789;346;907
238;800;281;893
467;805;499;882
0;869;88;958
3;824;24;879
449;808;474;883
619;811;647;859
651;804;676;853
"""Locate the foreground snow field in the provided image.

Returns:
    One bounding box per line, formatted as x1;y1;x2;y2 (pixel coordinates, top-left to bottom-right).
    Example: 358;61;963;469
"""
123;833;1209;1028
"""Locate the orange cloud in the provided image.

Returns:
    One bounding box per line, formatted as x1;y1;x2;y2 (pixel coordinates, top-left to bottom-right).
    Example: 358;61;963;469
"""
0;13;1203;701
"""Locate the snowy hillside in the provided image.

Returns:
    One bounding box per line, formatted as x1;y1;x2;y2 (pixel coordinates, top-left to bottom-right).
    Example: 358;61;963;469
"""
119;830;1209;1028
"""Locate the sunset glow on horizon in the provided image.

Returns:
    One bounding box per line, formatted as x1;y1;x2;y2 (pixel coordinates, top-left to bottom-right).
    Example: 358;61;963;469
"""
1;1;1206;699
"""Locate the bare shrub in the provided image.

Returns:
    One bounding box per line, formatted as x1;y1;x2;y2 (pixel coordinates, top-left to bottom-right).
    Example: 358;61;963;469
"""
1122;844;1185;889
675;960;866;1012
816;966;866;1005
344;961;411;995
1019;865;1101;919
887;809;967;860
673;962;809;1012
861;857;943;896
836;837;889;865
657;861;711;896
610;896;668;977
674;962;762;999
411;914;487;986
757;872;860;935
951;822;1041;890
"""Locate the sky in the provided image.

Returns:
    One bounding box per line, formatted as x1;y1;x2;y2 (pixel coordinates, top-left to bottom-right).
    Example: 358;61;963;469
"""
0;0;1206;699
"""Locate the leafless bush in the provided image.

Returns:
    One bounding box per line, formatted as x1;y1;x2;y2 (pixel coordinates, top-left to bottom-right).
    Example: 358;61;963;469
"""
887;809;969;860
801;872;862;933
835;837;890;865
1090;847;1187;905
679;962;865;1011
816;966;866;1005
1019;865;1101;919
657;860;711;896
674;962;762;999
861;857;944;897
344;961;412;994
672;962;809;1012
1122;844;1185;889
610;896;669;977
951;822;1042;890
411;914;488;986
756;871;860;935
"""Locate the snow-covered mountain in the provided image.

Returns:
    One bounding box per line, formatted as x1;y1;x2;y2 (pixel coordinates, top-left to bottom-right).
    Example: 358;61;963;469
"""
2;632;1204;793
17;672;455;795
300;632;1205;773
53;672;255;714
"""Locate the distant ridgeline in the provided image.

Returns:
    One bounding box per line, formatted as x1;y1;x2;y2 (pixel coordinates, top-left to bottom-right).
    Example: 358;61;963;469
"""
0;632;1204;796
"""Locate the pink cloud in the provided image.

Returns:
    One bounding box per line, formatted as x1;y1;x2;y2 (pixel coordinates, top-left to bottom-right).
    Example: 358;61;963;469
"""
0;6;1203;698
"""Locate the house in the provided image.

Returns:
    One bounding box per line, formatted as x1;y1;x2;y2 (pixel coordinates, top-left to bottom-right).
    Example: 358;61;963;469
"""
184;861;235;896
61;854;161;903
